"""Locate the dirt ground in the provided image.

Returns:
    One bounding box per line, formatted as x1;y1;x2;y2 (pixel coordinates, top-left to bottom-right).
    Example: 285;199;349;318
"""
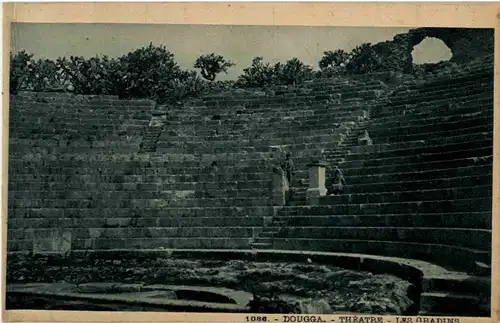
7;254;415;314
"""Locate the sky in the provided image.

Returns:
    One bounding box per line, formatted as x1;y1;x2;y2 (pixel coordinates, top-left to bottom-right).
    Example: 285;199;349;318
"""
11;23;453;81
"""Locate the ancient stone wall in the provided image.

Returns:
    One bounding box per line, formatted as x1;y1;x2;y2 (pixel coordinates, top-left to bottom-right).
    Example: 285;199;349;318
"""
368;27;494;73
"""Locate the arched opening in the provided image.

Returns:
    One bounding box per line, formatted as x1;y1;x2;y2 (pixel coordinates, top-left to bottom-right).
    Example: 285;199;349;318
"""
411;37;452;64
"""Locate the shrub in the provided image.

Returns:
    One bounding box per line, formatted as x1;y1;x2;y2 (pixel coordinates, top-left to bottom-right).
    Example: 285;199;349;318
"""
114;43;184;102
57;55;118;95
319;49;349;70
10;51;33;94
346;43;384;74
279;58;314;86
194;53;234;81
235;57;280;88
236;57;313;88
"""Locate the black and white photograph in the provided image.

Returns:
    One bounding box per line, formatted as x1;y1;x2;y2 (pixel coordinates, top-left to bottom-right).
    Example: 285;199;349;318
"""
4;18;494;320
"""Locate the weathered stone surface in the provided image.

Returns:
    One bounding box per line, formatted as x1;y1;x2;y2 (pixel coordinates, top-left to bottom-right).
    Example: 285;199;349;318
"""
6;255;414;315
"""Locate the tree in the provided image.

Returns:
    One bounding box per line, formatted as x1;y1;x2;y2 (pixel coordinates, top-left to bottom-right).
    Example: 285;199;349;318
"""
318;49;349;70
115;43;183;102
235;57;278;88
279;58;313;86
10;51;33;94
346;43;383;74
194;53;235;81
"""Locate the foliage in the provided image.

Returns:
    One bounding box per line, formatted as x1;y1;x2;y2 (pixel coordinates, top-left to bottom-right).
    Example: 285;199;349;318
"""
114;43;184;102
57;55;117;95
9;44;207;103
10;51;34;94
235;57;313;88
319;49;350;70
279;58;314;86
345;43;384;74
194;53;234;81
235;57;280;88
10;51;72;93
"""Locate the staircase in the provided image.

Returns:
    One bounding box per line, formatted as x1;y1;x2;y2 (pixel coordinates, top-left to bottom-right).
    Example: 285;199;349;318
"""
287;119;370;205
250;120;370;249
138;105;167;153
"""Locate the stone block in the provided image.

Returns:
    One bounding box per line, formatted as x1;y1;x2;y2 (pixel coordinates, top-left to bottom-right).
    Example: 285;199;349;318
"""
32;229;72;255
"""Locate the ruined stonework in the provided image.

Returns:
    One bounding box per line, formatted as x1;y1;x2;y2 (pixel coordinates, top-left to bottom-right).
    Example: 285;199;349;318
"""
363;27;494;73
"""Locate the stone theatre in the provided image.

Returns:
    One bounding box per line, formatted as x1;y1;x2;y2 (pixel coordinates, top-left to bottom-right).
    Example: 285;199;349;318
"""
5;27;494;317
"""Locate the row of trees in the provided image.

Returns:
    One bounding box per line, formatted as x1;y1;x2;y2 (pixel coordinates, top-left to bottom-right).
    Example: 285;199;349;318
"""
10;42;385;102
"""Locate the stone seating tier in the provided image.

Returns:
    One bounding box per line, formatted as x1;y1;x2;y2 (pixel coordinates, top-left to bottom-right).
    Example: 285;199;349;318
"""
282;212;491;230
343;142;493;167
9;237;256;252
271;239;488;273
369;100;493;127
322;185;491;204
386;76;492;104
374;96;492;119
343;165;491;185
344;174;491;193
277;226;489;250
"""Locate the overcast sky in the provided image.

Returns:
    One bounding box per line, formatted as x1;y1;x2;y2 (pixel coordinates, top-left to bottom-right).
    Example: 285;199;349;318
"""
11;23;453;80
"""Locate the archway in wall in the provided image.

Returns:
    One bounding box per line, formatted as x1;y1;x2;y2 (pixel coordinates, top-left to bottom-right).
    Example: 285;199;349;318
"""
411;37;452;65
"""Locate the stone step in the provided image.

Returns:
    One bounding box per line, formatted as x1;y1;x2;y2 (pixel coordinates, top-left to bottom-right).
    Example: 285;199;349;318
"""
9;188;274;200
422;275;490;295
280;212;491;229
187;127;346;140
8;237;254;251
405;70;492;91
368;108;492;129
350;132;493;155
383;95;492;117
163;112;360;127
260;231;278;238
420;292;482;316
386;84;492;107
369;115;492;137
344;176;493;194
9;178;274;190
363;126;493;145
345;175;492;193
8;216;268;229
8;226;266;240
387;84;492;108
278;197;492;215
346;139;493;161
372;96;493;121
322;185;492;204
271;238;489;273
339;153;492;176
8;196;275;208
277;226;490;250
250;242;273;249
156;134;345;147
180;107;359;120
344;164;492;184
253;237;273;244
8;206;275;219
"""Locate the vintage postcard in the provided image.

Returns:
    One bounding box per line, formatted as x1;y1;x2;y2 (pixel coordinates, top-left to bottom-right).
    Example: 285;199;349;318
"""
2;2;499;323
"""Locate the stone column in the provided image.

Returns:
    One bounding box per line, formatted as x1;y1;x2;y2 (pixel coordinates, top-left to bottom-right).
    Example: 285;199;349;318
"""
272;166;288;206
306;161;328;205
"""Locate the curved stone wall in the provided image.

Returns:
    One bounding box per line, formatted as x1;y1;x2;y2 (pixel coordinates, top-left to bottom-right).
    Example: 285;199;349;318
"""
367;27;494;73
